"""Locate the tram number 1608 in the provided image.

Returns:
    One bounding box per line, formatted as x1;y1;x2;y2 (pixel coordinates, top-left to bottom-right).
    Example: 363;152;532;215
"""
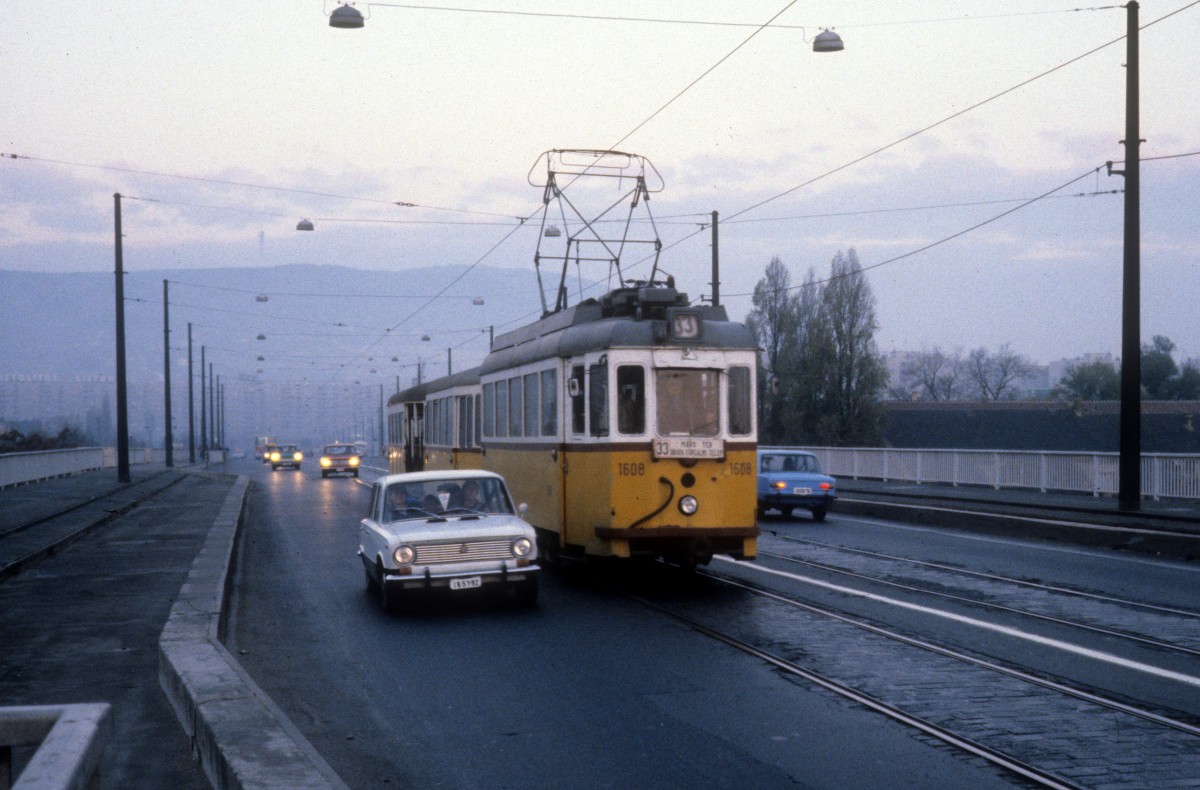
617;462;646;477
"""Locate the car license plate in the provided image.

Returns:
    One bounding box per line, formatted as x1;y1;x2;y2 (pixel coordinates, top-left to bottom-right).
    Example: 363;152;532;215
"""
450;576;482;591
793;487;812;496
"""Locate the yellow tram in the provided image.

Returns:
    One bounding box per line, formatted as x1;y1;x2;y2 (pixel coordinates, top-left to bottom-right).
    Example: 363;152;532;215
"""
388;281;758;566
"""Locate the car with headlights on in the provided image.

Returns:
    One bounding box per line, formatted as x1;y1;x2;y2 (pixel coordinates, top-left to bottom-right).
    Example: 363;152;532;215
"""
319;443;361;478
756;449;837;521
268;443;303;471
358;470;539;610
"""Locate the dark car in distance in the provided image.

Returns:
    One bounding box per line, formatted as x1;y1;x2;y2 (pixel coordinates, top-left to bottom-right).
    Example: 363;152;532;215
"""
269;444;303;471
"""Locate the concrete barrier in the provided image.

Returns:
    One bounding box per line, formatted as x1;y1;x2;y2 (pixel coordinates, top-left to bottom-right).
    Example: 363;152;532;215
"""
157;475;347;790
0;449;106;489
0;703;111;789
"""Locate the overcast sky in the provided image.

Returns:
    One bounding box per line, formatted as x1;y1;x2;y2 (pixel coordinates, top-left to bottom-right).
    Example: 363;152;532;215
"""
3;0;1198;369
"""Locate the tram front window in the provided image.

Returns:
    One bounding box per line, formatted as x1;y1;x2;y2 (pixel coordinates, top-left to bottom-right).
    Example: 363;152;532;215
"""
656;369;719;437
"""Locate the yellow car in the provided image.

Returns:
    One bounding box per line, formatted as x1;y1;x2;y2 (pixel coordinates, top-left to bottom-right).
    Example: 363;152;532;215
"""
320;443;360;478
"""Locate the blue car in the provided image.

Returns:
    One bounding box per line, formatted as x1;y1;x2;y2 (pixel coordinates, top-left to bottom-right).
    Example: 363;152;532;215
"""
756;450;837;521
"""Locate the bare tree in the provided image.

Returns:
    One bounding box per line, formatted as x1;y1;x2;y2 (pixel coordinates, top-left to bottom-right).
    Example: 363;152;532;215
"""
904;347;967;401
745;256;797;442
967;343;1036;400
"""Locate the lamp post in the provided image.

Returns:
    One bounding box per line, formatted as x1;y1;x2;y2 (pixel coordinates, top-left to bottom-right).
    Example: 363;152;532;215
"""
187;323;195;464
113;193;131;483
200;346;207;456
162;279;174;467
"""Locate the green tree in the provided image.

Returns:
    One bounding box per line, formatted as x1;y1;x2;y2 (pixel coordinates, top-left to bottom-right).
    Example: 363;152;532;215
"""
1053;359;1121;401
1174;362;1200;400
1141;335;1179;399
747;249;886;446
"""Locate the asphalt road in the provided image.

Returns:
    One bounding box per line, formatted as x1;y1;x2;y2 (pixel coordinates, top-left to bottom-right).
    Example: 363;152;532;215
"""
226;458;1022;789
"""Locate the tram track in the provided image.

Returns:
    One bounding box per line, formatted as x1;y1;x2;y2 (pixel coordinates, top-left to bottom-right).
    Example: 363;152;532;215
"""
755;543;1200;661
0;470;184;582
610;558;1200;789
768;534;1200;620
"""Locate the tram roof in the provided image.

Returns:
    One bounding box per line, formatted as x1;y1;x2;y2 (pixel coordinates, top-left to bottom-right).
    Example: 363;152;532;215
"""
482;288;755;374
389;285;757;405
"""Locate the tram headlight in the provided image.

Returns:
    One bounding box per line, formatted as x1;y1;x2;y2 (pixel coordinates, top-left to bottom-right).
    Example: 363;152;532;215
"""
393;545;415;566
511;537;533;558
678;495;699;516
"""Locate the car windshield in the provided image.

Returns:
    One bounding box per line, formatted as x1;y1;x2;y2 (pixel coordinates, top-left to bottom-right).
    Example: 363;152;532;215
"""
382;477;514;522
760;453;819;473
278;445;298;453
325;445;353;455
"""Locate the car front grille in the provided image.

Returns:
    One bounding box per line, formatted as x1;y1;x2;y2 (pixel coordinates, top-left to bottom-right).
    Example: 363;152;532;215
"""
416;539;514;565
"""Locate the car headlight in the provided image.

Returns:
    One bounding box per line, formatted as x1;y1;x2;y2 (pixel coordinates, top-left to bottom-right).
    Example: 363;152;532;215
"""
511;537;533;557
679;495;699;516
294;452;303;461
349;456;359;466
320;457;331;467
270;452;280;461
393;545;415;565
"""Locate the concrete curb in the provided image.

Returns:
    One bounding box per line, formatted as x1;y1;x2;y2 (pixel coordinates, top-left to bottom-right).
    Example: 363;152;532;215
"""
158;474;348;789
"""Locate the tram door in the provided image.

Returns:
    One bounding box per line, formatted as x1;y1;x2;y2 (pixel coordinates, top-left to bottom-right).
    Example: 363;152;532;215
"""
404;402;424;472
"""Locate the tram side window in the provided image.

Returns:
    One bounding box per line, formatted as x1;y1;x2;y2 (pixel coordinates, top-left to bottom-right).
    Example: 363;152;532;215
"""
458;396;473;448
496;380;509;437
728;366;753;436
617;365;645;435
508;375;523;438
570;365;585;435
474;393;482;445
541;369;557;436
523;372;539;438
589;362;609;437
483;383;495;437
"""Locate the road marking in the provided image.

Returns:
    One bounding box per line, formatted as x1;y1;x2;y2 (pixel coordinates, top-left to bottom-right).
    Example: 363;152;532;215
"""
718;555;1200;689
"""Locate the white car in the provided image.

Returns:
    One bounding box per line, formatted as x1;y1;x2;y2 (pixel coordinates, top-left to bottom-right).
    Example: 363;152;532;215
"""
358;470;540;610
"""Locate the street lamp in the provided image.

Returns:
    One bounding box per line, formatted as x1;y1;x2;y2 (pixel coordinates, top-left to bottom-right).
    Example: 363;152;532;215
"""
329;4;365;29
113;193;131;483
811;29;844;53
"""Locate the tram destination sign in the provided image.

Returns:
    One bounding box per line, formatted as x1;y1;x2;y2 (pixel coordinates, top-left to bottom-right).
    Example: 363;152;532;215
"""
653;437;725;459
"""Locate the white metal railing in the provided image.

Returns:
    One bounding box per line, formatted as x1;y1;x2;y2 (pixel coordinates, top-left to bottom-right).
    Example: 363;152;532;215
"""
798;447;1200;501
0;447;201;489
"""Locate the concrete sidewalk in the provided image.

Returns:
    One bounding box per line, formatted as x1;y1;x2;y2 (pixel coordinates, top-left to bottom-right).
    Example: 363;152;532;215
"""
0;465;221;788
0;465;343;789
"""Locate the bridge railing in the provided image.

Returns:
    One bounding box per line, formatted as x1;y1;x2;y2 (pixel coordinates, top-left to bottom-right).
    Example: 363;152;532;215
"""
0;447;191;489
798;447;1199;501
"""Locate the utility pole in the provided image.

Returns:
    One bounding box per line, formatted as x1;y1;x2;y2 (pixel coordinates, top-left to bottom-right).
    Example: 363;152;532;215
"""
1117;1;1142;510
187;323;195;464
710;210;720;307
